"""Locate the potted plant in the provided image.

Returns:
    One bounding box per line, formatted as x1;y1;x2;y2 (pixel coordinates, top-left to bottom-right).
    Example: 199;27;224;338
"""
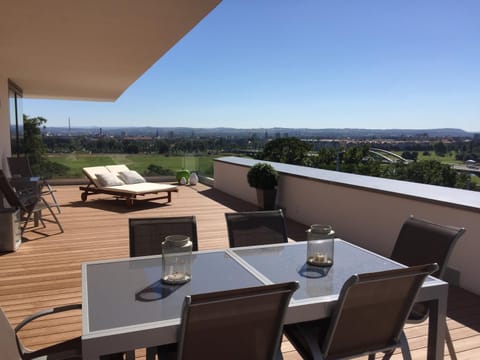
247;162;279;210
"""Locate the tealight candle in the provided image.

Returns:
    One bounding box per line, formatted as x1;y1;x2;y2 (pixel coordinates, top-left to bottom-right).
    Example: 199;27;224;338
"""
162;272;191;284
314;253;326;263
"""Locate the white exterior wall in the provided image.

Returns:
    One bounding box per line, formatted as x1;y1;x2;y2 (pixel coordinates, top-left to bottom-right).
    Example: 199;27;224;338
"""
214;157;480;296
0;76;11;171
214;160;257;206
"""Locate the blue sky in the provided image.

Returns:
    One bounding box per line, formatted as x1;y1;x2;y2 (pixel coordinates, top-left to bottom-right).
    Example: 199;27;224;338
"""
24;1;480;132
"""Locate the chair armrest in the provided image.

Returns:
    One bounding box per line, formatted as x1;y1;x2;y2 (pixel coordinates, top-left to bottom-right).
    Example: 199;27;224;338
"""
15;304;82;332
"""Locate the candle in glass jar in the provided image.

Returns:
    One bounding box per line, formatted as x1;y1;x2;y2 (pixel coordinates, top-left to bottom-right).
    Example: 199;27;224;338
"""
314;253;326;263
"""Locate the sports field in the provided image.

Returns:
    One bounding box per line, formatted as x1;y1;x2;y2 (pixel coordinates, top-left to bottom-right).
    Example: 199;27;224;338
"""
47;153;226;178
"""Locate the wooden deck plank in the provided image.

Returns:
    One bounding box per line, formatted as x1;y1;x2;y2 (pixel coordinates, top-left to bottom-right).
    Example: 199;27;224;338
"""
0;183;479;359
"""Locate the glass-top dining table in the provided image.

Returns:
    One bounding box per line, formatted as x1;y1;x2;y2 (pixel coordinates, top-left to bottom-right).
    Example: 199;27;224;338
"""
82;239;448;359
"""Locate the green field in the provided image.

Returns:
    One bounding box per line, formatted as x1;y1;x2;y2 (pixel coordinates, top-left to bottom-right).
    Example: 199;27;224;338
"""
415;151;462;164
471;174;480;187
47;153;228;178
393;150;462;164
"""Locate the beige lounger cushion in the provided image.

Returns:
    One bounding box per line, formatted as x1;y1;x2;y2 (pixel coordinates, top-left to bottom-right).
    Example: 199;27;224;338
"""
95;172;125;187
102;182;177;195
84;166;114;187
118;170;146;184
105;164;130;174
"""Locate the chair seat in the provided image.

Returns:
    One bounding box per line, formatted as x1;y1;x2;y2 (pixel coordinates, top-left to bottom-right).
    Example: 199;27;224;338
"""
33;336;82;359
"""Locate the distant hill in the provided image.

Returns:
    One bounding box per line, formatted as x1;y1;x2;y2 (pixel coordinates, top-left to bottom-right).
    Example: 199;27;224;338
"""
35;126;475;138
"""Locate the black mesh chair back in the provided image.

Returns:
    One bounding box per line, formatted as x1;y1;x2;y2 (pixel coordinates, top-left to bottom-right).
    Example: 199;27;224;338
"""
177;282;298;360
7;157;32;178
129;216;199;257
0;169;26;210
225;209;288;248
285;264;437;360
390;215;465;360
324;264;437;359
391;215;465;279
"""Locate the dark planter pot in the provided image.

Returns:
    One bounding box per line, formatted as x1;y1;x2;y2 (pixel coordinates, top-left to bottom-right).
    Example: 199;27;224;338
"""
255;188;277;210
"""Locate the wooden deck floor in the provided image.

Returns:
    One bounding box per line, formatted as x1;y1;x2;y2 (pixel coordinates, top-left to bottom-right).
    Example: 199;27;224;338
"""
1;183;479;359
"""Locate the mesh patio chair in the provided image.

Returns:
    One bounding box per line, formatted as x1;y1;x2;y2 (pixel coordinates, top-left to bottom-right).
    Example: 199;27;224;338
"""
284;263;438;360
7;156;61;213
0;169;63;235
129;216;198;360
225;209;288;248
0;304;123;360
157;281;299;360
129;216;199;257
390;215;466;360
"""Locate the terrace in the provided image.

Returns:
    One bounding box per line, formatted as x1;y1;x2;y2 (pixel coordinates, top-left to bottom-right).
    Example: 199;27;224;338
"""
1;2;480;358
0;166;479;359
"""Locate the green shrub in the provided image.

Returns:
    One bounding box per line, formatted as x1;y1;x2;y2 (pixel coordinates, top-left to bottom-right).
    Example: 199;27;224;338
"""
247;163;278;189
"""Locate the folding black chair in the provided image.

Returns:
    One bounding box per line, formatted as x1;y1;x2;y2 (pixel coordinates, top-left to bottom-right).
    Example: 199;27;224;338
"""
0;169;63;235
8;156;61;213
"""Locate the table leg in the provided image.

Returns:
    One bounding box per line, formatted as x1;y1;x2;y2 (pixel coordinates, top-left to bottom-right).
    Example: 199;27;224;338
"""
427;284;448;360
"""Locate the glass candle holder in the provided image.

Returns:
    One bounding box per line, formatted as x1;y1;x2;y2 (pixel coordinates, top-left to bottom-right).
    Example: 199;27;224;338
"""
161;235;192;284
306;224;334;267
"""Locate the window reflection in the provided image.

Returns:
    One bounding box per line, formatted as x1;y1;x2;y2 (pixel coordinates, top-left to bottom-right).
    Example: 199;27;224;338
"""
9;80;23;156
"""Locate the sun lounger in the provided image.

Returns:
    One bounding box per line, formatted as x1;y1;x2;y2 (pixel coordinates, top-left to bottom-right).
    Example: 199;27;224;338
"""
79;165;178;207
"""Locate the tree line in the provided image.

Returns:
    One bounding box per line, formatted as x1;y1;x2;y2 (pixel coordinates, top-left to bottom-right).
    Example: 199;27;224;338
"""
257;137;477;191
15;116;480;191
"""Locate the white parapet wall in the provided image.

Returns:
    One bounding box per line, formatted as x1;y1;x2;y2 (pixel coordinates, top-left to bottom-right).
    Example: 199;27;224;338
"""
214;156;480;296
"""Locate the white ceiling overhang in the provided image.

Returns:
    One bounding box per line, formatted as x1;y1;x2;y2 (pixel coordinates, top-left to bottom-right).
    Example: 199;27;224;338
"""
0;0;221;101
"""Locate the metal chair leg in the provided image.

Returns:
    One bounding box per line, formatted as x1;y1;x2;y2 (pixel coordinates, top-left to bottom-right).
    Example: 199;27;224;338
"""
445;324;457;360
22;211;33;234
125;350;135;360
44;182;61;213
146;347;157;360
399;331;412;360
40;197;64;233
